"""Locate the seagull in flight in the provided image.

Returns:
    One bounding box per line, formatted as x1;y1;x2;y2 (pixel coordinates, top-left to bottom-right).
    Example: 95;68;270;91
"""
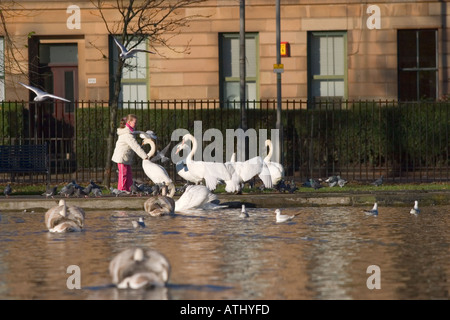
113;38;155;60
19;82;71;102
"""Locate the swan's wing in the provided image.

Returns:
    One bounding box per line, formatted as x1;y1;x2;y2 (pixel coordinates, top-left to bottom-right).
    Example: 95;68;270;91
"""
44;205;65;229
258;161;273;189
236;157;265;182
113;37;127;54
266;161;284;184
41;93;71;102
67;206;85;227
175;185;213;211
203;162;231;190
142;160;172;185
272;161;285;176
186;161;206;181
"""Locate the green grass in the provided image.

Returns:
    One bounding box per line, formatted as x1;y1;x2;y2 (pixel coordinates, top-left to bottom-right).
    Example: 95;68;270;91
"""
3;181;449;196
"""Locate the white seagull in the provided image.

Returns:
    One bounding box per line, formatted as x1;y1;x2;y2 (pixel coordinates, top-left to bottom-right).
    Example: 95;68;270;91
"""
364;202;378;216
19;82;71;102
275;208;295;223
239;204;249;218
113;37;156;60
410;200;420;215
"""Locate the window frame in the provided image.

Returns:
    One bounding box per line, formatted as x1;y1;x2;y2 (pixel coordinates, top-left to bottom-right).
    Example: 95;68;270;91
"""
397;29;438;101
307;31;348;105
109;35;150;105
219;32;259;108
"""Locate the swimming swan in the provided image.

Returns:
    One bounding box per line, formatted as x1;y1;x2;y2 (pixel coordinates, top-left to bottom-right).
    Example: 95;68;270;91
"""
109;247;171;289
175;185;226;211
44;199;85;232
143;186;175;216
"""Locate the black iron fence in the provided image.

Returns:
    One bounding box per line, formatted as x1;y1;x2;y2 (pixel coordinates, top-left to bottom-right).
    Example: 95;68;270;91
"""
0;99;449;184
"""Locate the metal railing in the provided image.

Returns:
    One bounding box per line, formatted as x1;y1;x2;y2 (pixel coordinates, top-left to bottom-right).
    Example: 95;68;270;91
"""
0;99;448;184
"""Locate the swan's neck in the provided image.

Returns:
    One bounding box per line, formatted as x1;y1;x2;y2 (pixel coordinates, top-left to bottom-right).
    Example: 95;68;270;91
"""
134;248;144;262
143;139;157;158
59;202;68;217
265;140;273;162
184;134;197;163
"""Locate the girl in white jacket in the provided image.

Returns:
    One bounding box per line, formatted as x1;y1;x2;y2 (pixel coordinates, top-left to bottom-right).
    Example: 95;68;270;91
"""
112;114;149;191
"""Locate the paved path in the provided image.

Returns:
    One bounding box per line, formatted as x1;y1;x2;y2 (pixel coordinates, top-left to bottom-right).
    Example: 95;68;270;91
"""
1;190;448;211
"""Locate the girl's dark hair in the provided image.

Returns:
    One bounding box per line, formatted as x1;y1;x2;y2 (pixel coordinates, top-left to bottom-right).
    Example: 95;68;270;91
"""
119;114;137;128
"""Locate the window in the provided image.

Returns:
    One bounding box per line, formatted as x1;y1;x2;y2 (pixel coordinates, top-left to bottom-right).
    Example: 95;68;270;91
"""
398;29;437;101
0;37;4;101
308;31;347;106
110;36;149;105
219;33;258;108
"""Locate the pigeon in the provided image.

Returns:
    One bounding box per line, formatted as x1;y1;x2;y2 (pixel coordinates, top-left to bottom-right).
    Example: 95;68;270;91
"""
59;183;75;197
81;184;93;197
92;188;103;197
410;200;420;215
132;217;146;228
364;202;378;216
74;187;89;198
113;37;156;60
150;142;171;164
89;179;102;190
337;176;348;188
239;204;249;218
130;181;141;196
276;179;287;192
4;184;12;197
325;175;338;187
287;180;298;193
372;175;384;187
19;82;70;102
42;185;57;199
275;209;294;223
310;178;323;190
110;187;129;197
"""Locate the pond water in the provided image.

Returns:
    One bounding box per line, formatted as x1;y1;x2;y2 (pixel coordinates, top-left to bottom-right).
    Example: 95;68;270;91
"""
0;204;449;300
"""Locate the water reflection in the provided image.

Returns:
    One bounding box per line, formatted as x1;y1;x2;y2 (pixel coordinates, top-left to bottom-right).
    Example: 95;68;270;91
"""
0;205;449;300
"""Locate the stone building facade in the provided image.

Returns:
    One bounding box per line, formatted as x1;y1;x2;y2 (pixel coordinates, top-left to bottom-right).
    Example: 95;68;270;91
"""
1;0;449;104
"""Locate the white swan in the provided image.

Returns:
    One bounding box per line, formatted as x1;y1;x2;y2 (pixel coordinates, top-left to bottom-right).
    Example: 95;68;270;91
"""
109;248;171;289
175;185;226;211
224;152;273;193
44;199;85;233
179;133;231;191
143;186;175;216
264;139;285;186
141;135;175;197
175;143;203;185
